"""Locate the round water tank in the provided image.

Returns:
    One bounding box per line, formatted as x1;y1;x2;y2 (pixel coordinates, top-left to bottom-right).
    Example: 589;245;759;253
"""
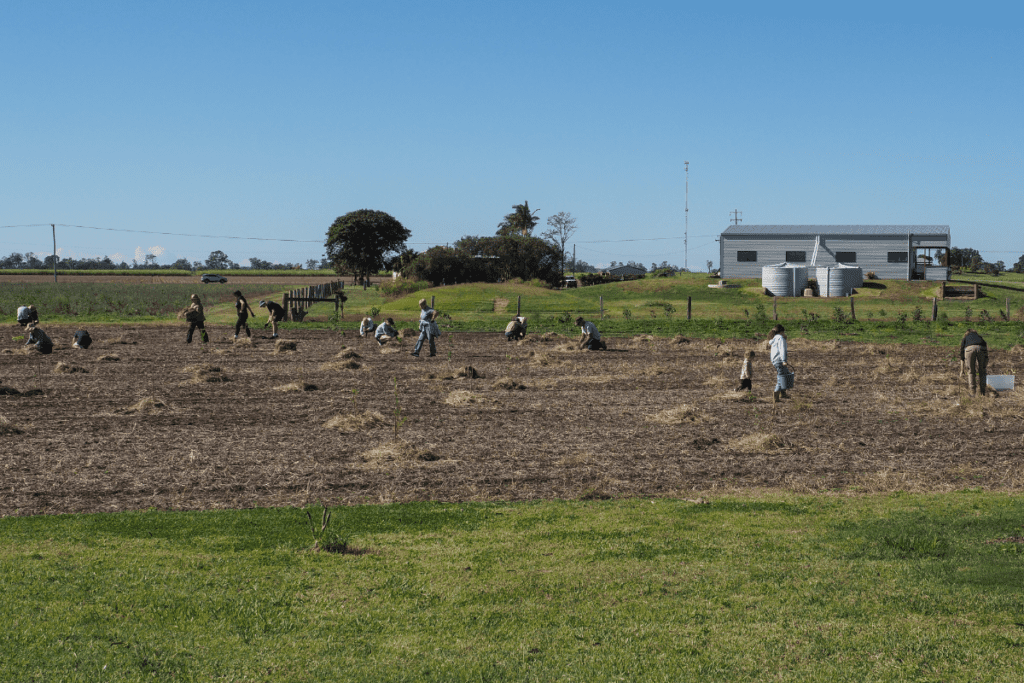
762;263;808;297
816;265;862;297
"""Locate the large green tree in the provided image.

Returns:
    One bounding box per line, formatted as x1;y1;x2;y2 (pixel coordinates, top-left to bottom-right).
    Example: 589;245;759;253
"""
496;201;539;237
325;210;411;282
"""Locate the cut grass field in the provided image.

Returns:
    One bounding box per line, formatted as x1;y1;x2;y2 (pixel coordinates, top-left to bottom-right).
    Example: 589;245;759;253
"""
2;493;1023;681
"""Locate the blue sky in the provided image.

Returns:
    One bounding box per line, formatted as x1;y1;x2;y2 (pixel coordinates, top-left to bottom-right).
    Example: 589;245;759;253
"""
2;1;1021;269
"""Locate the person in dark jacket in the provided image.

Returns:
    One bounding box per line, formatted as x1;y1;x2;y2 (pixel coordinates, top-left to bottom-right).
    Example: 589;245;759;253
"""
185;294;209;344
25;324;53;354
72;330;92;349
959;329;988;396
259;300;285;338
232;290;257;339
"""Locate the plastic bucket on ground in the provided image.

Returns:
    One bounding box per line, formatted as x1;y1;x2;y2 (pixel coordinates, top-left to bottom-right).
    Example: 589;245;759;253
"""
987;375;1014;391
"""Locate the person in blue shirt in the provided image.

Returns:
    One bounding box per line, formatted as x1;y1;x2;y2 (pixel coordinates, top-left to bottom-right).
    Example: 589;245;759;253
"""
411;299;438;357
374;318;398;346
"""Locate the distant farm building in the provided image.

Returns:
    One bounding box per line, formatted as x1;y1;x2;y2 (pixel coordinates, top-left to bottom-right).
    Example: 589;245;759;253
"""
719;226;950;281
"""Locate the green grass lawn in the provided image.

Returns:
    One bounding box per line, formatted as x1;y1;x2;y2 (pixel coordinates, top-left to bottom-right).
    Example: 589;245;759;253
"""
2;493;1023;681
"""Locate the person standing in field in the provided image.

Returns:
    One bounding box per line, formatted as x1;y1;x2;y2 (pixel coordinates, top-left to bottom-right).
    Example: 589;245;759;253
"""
768;324;792;403
25;324;53;354
259;299;285;338
374;318;398;346
736;349;755;392
232;291;257;339
575;316;606;350
185;294;209;344
959;328;988;396
16;304;38;327
411;298;438;357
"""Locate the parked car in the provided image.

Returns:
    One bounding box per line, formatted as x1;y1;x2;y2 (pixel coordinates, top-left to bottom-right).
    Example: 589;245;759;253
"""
562;277;578;289
200;274;228;284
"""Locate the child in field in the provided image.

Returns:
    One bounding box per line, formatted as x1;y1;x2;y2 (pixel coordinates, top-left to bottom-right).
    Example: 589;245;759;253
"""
359;317;375;337
736;350;754;392
374;318;398;346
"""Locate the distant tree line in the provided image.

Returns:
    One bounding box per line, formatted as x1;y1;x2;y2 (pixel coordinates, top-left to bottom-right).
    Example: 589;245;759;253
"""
0;250;331;271
944;247;1017;275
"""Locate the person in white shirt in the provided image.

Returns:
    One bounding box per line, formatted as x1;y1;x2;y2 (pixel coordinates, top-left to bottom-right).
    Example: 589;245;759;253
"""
575;317;606;350
768;324;792;403
359;317;374;337
504;316;528;341
17;305;38;327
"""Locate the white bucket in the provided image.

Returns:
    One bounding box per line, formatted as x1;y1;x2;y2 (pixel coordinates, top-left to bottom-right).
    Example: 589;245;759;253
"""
988;375;1015;391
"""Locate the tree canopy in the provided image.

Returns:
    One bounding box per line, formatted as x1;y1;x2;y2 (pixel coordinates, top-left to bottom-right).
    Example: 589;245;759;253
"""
541;211;578;276
325;210;411;281
496;201;540;237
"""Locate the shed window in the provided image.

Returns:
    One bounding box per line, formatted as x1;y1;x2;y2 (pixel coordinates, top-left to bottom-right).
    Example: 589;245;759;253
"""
737;251;757;262
887;252;909;263
785;251;806;262
836;252;856;263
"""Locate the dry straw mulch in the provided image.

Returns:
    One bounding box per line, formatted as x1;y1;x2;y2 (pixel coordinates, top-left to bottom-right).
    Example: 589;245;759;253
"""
399;328;418;339
233;337;255;347
53;362;88;374
273;340;298;354
274;381;318;392
324;411;387;433
181;364;229;384
119;397;170;415
445;390;493;407
0;415;26;435
491;378;528;391
336;349;361;359
647;404;702;425
321;360;361;371
359;439;441;465
98;354;120;362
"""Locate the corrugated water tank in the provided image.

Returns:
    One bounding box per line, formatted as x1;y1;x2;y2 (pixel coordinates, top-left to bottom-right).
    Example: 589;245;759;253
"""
816;265;862;297
762;263;808;297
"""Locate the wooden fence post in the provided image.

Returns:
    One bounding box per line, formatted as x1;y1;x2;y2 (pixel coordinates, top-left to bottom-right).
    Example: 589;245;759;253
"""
773;296;778;321
849;295;855;321
516;296;521;317
1007;298;1010;321
973;283;978;299
932;297;937;322
687;296;692;320
430;295;435;310
600;296;604;319
283;293;290;322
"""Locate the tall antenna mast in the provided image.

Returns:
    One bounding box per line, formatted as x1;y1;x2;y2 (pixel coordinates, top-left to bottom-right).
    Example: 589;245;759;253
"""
731;209;743;226
684;161;689;272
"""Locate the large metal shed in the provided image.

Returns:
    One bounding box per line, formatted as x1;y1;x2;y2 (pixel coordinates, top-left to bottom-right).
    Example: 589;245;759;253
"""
719;225;950;281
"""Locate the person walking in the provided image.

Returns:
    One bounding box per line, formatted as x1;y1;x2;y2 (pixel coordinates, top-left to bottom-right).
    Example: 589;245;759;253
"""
185;294;209;344
959;328;988;396
411;298;438;357
575;316;606;350
232;291;257;339
259;299;286;338
768;324;792;403
25;324;53;354
374;318;398;346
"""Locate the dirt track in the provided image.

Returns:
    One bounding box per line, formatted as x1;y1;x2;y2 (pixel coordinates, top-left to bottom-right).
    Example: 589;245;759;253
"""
2;325;1022;516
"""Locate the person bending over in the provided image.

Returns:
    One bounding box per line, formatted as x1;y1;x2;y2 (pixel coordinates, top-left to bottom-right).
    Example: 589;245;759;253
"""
25;324;53;354
575;316;606;350
359;317;375;337
375;318;398;346
259;299;286;338
959;328;988;396
504;316;528;342
72;330;93;350
16;304;38;327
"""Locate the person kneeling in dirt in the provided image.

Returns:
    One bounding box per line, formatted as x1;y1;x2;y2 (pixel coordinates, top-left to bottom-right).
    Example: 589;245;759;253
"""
959;328;988;396
575;316;606;350
359;316;375;337
185;294;209;344
25;324;53;354
17;304;38;327
736;349;755;391
375;318;398;346
72;330;92;350
504;316;528;342
259;299;286;338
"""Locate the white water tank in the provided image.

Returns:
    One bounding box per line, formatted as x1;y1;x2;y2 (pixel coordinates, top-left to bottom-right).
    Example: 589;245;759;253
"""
762;263;808;297
816;265;862;297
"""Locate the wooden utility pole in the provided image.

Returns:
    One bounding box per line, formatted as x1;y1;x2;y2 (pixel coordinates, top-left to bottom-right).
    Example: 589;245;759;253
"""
51;224;57;283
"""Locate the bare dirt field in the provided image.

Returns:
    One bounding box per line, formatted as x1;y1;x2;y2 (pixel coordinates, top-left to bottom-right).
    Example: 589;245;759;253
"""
2;325;1023;516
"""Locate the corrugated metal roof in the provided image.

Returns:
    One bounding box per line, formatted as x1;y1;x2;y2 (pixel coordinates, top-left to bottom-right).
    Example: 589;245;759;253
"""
721;225;950;236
